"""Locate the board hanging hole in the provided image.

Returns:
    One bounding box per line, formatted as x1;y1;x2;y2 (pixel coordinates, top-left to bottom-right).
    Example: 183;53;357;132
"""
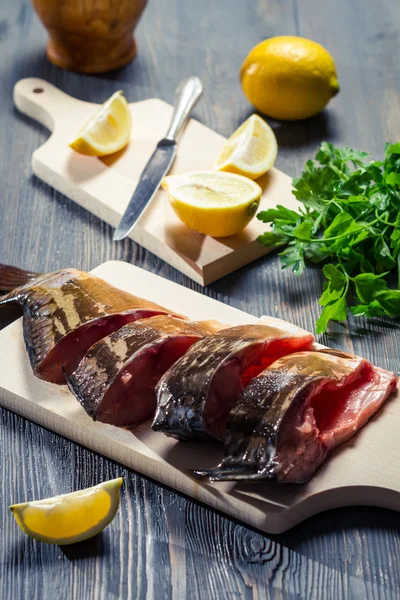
33;88;44;94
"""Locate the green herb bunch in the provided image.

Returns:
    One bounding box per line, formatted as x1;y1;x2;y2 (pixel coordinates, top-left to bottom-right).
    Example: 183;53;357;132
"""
257;142;400;333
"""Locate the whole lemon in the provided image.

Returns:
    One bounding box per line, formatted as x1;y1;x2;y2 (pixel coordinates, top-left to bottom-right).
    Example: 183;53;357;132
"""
240;36;339;120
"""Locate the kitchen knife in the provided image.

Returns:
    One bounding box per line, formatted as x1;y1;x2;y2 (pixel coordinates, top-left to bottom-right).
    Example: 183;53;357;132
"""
113;76;203;241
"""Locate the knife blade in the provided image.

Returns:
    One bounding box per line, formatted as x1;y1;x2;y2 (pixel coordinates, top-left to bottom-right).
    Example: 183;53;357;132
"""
113;76;203;241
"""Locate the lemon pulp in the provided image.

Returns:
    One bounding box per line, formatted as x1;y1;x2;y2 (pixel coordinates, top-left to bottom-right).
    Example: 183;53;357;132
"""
215;114;278;179
163;171;262;238
10;477;123;545
69;91;131;157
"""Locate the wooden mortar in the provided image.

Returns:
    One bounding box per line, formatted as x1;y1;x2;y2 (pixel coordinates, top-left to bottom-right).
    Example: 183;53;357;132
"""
31;0;148;73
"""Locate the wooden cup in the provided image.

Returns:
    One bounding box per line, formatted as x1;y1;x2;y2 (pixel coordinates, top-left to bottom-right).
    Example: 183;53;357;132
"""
31;0;148;73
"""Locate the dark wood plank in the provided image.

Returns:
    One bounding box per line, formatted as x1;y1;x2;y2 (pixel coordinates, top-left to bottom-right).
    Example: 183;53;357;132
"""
0;0;399;598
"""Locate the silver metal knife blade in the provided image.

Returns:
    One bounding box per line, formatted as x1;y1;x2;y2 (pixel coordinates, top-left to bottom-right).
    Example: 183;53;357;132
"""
113;76;203;242
113;139;176;242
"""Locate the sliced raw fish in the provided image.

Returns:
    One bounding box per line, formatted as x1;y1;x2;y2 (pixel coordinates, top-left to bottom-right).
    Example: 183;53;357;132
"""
195;350;398;483
0;269;180;383
66;316;224;428
152;316;314;441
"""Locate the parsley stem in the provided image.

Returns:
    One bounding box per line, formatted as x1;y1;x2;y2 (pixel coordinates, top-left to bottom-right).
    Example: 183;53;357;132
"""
337;257;349;277
398;253;400;290
374;210;396;227
330;164;348;180
304;219;379;243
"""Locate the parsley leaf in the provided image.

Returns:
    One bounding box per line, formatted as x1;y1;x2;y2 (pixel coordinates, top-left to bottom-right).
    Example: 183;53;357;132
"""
257;231;289;247
352;272;389;304
279;242;306;276
257;205;300;224
375;289;400;315
390;213;400;258
316;296;348;335
373;237;397;273
319;264;347;304
293;221;313;241
350;300;386;318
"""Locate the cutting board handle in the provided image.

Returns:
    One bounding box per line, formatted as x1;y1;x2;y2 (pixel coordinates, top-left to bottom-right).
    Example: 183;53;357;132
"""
13;78;77;132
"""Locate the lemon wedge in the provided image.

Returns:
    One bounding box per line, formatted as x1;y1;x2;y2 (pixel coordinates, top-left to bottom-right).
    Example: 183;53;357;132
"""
214;115;278;180
9;477;123;545
163;171;262;237
69;91;131;157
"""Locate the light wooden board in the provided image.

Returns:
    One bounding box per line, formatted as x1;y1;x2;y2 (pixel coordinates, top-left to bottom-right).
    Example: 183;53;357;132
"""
13;77;295;286
0;260;399;534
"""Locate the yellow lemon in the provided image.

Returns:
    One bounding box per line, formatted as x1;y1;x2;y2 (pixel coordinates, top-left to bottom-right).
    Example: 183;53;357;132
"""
69;91;131;156
215;114;278;180
163;171;262;238
240;36;339;120
10;477;123;545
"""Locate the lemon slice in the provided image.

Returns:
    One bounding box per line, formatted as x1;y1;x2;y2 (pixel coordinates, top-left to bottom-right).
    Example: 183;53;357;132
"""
9;477;123;545
214;115;278;180
69;91;131;157
163;171;262;237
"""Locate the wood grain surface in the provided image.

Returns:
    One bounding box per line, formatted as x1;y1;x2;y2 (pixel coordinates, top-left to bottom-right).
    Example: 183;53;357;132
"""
0;0;399;598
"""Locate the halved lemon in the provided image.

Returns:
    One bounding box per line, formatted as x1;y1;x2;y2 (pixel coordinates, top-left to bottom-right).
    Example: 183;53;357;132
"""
69;91;132;157
214;114;278;180
163;171;262;237
10;477;123;545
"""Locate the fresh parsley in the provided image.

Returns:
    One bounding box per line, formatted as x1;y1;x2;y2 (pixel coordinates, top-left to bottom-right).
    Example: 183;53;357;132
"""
257;142;400;333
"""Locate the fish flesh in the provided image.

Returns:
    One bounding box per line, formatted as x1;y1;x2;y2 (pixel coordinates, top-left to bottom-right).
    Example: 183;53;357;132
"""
0;269;180;383
152;317;314;441
66;316;224;428
194;350;398;483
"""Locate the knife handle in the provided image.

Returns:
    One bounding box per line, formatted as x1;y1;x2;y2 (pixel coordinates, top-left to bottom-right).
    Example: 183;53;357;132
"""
164;77;203;142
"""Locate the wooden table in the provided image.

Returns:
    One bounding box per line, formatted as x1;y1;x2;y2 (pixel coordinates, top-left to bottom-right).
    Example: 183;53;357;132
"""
1;0;399;598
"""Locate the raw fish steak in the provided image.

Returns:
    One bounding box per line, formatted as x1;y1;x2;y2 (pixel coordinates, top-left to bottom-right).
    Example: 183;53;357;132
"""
0;269;180;383
152;317;314;441
195;349;398;483
66;316;224;428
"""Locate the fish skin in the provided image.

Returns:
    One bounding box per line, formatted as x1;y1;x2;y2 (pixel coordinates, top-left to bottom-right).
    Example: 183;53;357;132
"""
152;318;314;441
66;316;224;427
195;351;398;483
0;269;180;383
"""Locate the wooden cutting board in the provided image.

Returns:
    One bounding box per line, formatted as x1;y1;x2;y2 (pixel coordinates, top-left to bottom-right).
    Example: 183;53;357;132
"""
13;77;296;286
0;260;399;534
